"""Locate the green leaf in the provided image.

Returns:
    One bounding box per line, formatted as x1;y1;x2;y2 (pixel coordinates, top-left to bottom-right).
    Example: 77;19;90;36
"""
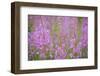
33;53;40;60
46;51;50;59
46;51;54;59
81;48;88;58
28;24;32;32
66;55;71;59
52;24;60;33
77;17;83;39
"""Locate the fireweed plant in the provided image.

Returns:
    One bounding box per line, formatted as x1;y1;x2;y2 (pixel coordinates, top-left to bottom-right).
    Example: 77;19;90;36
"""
28;15;88;60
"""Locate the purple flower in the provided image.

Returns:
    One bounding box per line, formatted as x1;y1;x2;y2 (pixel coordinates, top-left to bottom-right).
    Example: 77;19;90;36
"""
54;44;67;59
81;17;88;48
32;25;51;49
